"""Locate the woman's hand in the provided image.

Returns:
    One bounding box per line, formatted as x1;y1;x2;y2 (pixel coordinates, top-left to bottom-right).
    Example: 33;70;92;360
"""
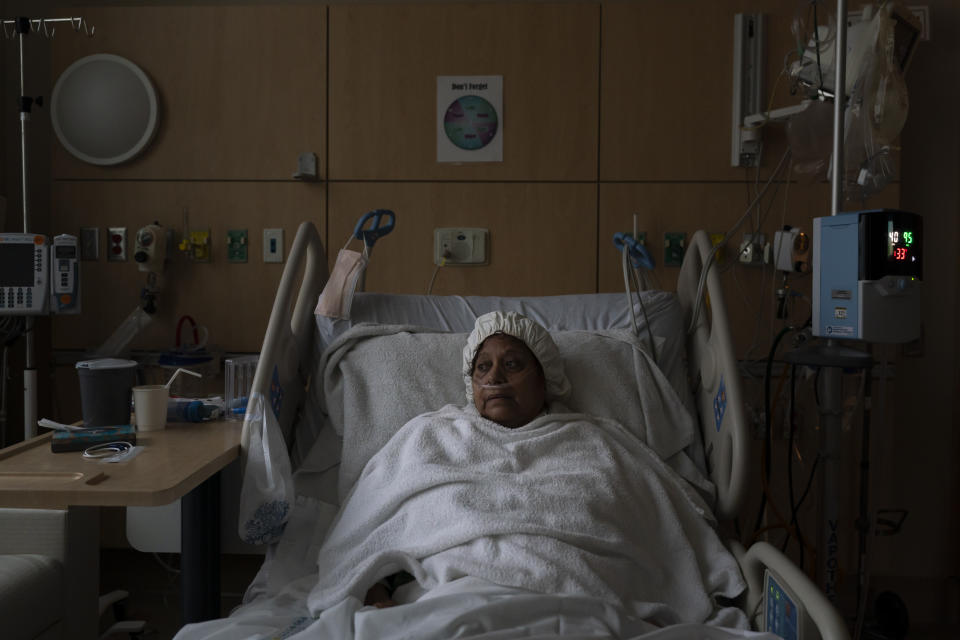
363;582;397;608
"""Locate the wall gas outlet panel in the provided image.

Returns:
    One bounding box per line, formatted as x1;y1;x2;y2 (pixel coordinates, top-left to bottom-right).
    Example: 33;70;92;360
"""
185;230;211;262
619;231;647;246
664;232;686;267
434;228;488;265
738;232;766;265
227;229;248;263
263;228;284;263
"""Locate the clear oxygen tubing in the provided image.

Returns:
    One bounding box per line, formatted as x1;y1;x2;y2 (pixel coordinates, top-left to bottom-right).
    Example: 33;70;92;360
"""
622;247;640;337
687;148;793;335
477;383;510;391
427;256;446;295
621;246;658;365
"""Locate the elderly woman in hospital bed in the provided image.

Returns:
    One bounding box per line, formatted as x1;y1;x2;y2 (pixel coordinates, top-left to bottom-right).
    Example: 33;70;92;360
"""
364;311;560;608
177;311;779;640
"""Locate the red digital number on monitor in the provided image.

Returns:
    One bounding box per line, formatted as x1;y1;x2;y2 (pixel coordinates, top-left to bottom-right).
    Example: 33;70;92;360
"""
894;247;908;261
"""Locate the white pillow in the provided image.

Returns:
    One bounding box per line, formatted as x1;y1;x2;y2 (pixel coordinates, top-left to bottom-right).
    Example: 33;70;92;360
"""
312;291;695;418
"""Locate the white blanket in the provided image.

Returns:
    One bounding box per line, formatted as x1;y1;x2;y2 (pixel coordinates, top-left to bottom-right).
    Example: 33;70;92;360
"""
179;577;779;640
179;406;774;640
309;405;742;625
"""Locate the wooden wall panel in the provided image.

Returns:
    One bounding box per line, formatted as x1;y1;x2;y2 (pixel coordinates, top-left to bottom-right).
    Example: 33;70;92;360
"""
50;181;325;352
601;0;809;181
599;182;901;356
328;182;597;296
50;5;326;180
328;3;599;181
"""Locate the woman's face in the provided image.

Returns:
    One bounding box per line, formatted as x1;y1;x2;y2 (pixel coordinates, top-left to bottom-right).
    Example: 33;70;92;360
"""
471;334;546;429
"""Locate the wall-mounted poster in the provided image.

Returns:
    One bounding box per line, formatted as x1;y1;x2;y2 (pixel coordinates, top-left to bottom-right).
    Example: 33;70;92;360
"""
437;75;503;163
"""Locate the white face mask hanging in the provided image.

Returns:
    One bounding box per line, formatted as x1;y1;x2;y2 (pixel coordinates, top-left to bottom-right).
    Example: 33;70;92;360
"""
315;209;396;320
315;238;369;320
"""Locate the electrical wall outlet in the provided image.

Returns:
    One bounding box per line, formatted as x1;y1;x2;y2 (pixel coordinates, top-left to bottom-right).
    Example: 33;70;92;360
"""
663;232;685;267
434;228;488;265
263;228;284;263
227;229;248;263
107;227;127;261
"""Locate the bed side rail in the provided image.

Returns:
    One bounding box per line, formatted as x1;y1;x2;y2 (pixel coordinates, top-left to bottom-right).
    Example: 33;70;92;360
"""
736;541;851;640
243;221;329;454
676;230;748;520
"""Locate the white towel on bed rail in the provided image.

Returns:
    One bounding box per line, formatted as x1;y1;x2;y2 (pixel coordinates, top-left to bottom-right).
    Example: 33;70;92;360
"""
306;405;744;627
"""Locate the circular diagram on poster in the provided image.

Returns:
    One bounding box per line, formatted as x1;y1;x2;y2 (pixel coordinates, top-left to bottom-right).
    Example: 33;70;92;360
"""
443;95;499;150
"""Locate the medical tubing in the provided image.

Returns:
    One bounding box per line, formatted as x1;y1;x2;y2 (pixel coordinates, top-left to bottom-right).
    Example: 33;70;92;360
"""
427;256;446;295
622;248;640;338
639;264;661;292
754;324;794;537
687;149;792;334
854;367;874;640
795;452;821;572
81;441;133;459
629;262;658;364
621;249;658;364
782;364;803;556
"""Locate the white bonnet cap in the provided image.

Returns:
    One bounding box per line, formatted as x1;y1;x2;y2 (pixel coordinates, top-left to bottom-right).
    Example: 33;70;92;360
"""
462;311;571;404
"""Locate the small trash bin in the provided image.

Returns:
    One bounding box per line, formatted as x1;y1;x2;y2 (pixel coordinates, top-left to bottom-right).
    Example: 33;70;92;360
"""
76;358;138;427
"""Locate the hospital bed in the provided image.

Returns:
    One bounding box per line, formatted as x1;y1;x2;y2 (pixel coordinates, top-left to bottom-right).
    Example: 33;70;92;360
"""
179;221;850;640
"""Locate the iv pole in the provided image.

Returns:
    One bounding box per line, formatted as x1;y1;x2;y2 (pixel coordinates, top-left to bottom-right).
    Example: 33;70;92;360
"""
1;16;93;441
784;0;875;606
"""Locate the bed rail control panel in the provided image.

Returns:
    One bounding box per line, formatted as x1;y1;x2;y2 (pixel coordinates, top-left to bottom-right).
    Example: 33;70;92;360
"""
764;569;806;640
50;234;80;314
0;233;49;315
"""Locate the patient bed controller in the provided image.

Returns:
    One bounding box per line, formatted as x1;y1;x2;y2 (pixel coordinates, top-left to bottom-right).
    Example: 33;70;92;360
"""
764;569;807;640
0;233;80;315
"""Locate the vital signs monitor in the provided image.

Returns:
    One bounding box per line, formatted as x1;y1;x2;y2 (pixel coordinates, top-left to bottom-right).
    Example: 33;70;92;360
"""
0;233;49;315
813;209;922;343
